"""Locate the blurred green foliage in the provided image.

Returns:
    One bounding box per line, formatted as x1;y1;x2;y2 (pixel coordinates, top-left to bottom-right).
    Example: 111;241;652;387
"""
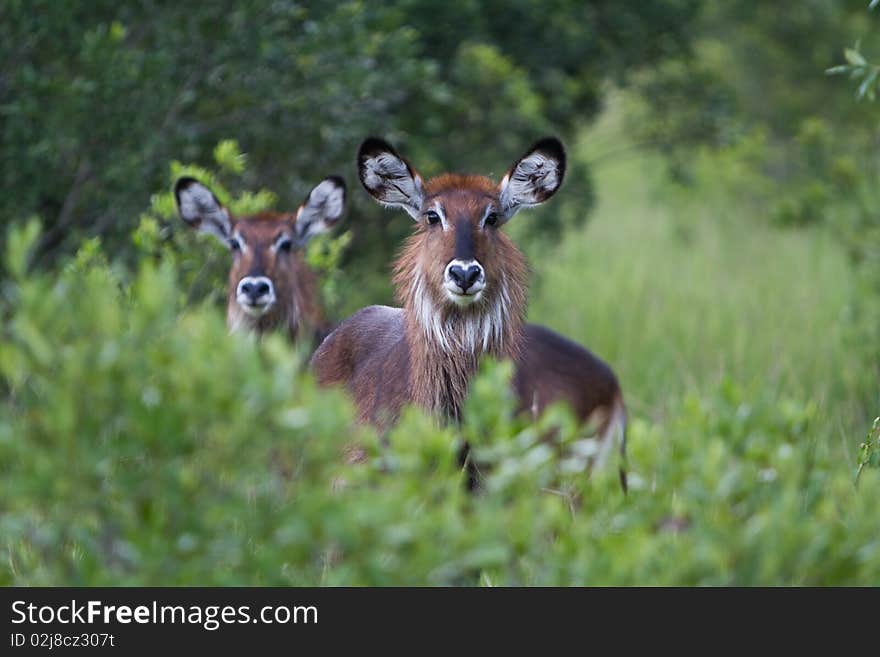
2;0;879;587
627;2;878;223
2;220;879;585
857;417;880;486
826;2;880;378
624;1;880;373
0;0;699;295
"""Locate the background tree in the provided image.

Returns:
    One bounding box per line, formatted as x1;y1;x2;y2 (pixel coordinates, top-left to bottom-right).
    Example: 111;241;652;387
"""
3;0;879;587
1;0;700;292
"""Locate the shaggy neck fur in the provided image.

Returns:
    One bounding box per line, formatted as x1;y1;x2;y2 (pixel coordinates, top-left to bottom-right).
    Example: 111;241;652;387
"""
394;231;529;421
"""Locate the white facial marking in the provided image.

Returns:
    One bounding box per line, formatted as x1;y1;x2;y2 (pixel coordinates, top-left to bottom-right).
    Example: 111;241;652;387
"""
411;268;510;355
443;258;486;303
272;233;292;253
448;291;482;306
236;276;276;317
412;273;451;352
430;202;449;230
231;229;248;254
480;205;500;228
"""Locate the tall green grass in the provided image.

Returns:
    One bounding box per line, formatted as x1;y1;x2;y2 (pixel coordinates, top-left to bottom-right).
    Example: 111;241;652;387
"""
2;108;878;585
527;113;874;462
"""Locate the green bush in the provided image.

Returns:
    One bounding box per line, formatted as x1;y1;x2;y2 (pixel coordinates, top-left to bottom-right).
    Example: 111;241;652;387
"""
2;221;879;586
1;0;700;286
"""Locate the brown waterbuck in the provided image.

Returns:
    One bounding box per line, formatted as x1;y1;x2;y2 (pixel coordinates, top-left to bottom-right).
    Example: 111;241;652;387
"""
311;137;626;485
175;176;345;344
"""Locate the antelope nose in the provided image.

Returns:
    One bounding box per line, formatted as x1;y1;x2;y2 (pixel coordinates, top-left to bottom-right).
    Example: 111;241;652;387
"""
237;276;273;304
448;263;483;293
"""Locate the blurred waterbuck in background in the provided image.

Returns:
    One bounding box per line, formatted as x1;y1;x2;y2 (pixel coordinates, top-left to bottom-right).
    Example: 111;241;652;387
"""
311;137;626;486
175;176;345;345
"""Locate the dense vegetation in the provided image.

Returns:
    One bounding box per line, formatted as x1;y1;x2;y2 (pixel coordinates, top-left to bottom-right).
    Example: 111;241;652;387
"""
1;1;879;585
0;0;698;278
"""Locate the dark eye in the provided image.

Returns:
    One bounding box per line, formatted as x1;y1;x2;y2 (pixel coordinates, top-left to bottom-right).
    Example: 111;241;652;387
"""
425;210;441;225
485;212;499;227
229;237;241;251
278;238;293;252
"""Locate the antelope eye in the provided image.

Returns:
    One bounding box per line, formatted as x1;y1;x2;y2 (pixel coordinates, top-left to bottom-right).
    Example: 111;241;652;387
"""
229;237;241;251
485;212;499;227
278;238;293;252
425;210;441;225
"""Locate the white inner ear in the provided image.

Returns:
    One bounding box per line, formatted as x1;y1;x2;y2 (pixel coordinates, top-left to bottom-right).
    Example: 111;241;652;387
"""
308;179;345;220
361;152;423;219
178;182;231;240
499;151;561;214
296;179;345;242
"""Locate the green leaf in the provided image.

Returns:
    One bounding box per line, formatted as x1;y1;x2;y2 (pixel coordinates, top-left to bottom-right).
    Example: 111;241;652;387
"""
825;65;851;76
845;48;867;67
213;140;247;175
857;69;879;100
5;217;42;278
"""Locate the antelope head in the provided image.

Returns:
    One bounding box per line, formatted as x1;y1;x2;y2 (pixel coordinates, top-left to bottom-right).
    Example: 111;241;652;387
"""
357;137;565;354
175;176;346;339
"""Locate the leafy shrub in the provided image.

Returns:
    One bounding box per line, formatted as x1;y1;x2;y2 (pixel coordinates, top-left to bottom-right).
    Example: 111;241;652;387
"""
857;417;880;486
2;222;879;586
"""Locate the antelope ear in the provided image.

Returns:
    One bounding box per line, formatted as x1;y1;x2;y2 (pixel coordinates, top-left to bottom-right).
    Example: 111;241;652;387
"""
357;137;424;220
174;177;233;243
294;176;346;245
498;137;566;219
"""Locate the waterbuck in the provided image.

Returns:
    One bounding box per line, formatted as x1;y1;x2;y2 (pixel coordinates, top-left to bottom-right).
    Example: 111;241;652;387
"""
175;176;345;345
311;138;626;483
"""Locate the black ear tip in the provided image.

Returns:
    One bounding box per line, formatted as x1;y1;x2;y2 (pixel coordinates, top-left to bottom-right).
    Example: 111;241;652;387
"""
324;176;347;212
531;136;566;162
358;136;397;162
303;176;348;214
325;175;347;193
173;176;201;199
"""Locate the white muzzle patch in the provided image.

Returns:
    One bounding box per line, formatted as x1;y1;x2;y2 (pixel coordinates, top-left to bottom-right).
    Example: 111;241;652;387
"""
443;259;486;306
236;276;276;317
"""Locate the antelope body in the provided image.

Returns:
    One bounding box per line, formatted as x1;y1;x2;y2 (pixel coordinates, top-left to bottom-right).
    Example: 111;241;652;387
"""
311;138;626;475
175;176;345;345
